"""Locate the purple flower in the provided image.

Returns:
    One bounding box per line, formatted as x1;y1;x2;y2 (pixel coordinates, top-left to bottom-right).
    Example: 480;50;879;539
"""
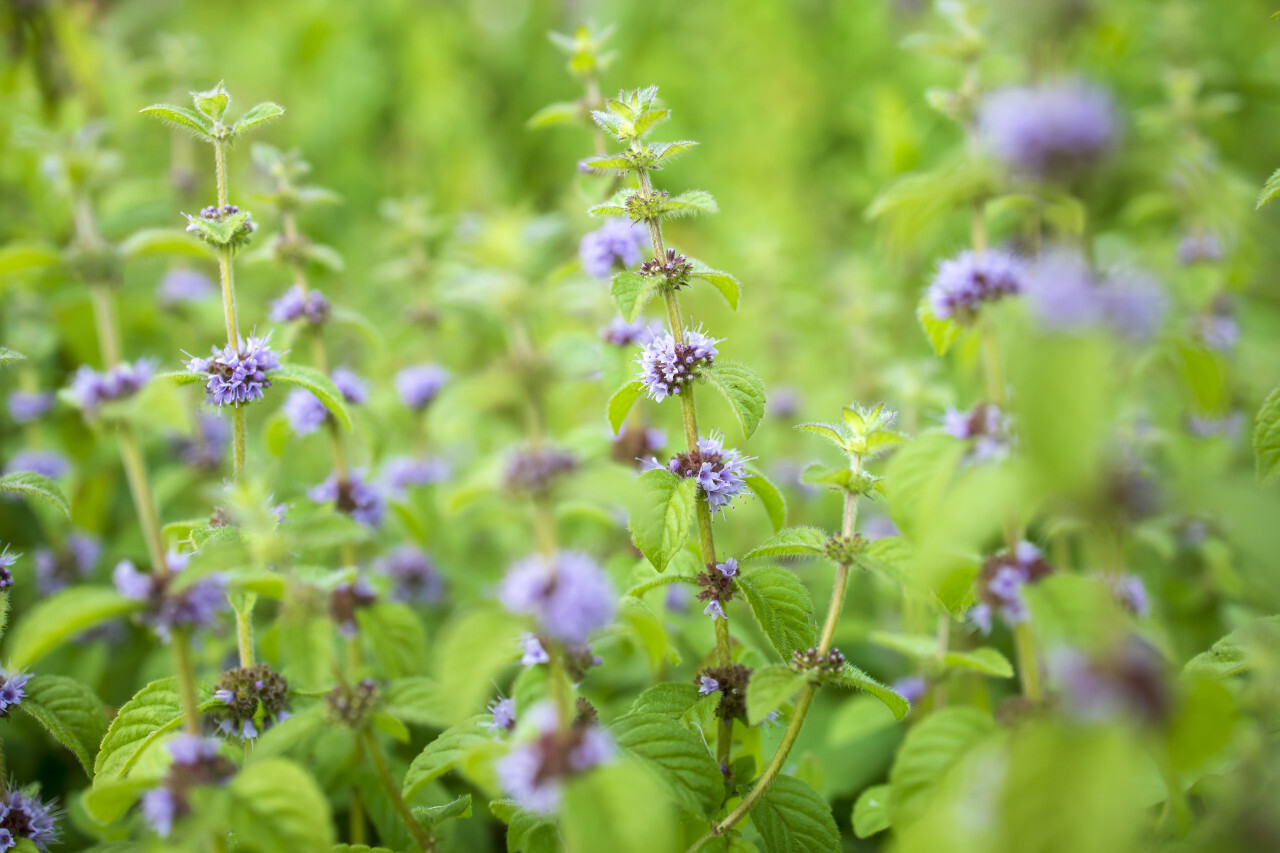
377;545;444;604
499;552;616;646
715;558;738;578
142;735;235;837
637;327;720;401
1177;231;1223;266
381;455;450;498
698;675;720;695
928;249;1025;322
1050;637;1169;725
703;600;726;620
395;363;449;410
0;788;60;850
663;432;752;513
34;532;101;595
140;788;178;838
1195;298;1238;353
69;360;154;415
892;676;927;708
503;446;578;495
1023;249;1166;342
113;551;227;641
1101;574;1149;617
309;470;386;528
331;367;368;404
209;664;290;741
4;450;69;479
580;218;647;280
769;387;802;419
860;514;900;541
269;284;330;325
664;584;688;613
0;670;30;716
600;316;660;347
496;706;615;813
979;80;1117;181
283;388;329;436
185;333;282;406
157;268;215;307
7;391;54;423
488;697;517;733
1187;412;1244;440
968;542;1053;634
329;578;378;638
172;412;230;472
519;634;550;666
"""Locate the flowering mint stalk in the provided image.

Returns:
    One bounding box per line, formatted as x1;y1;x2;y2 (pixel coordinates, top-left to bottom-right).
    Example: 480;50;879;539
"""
530;24;618;157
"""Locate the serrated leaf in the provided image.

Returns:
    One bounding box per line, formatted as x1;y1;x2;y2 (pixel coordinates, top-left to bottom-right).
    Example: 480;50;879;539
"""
580;154;636;175
227;758;334;851
139;104;213;139
414;793;473;827
608;381;646;434
888;707;996;825
402;716;493;802
703;360;765;439
828;664;909;720
0;347;25;365
527;101;583;129
1257;166;1280;209
796;422;848;451
737;566;815;660
744;527;828;560
628;683;701;717
18;674;109;775
273;364;353;430
0;471;70;517
94;678;184;782
1183;617;1280;679
0;243;62;277
383;676;452;728
852;783;891;838
117;228;213;260
357;602;428;680
744;471;787;533
750;774;840;853
233;102;286;136
660;190;718;218
611;712;722;817
746;665;809;725
610;271;661;323
629;468;696;573
688;260;739;310
588;189;636;218
917;294;963;357
943;647;1014;677
651;140;698;165
8;586;140;669
1253;384;1280;482
432;607;521;725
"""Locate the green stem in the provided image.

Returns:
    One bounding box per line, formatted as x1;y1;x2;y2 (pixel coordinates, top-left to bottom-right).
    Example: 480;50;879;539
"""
362;729;437;852
89;284;122;367
232;406;246;481
214;137;229;209
217;247;240;347
236;607;255;668
118;429;170;577
350;786;367;845
1014;620;1042;701
171;631;203;735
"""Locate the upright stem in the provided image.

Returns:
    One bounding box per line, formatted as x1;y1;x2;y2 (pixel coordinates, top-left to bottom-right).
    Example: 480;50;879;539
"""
118;430;169;577
231;407;246;480
214;137;229;208
171;632;202;735
89;285;122;366
217;248;240;346
237;605;255;668
362;729;437;852
1013;621;1042;701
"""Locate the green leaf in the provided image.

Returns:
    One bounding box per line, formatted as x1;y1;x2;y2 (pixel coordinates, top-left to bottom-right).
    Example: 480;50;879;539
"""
414;793;473;828
828;664;910;720
943;647;1014;678
402;716;493;802
94;678;184;782
432;607;521;725
608;380;646;434
0;471;70;518
688;260;740;310
611;712;722;817
883;434;963;541
746;665;810;725
117;229;213;260
888;707;996;825
660;190;718;218
629;468;697;573
562;760;677;853
580;154;637;175
227;758;334;851
18;674;109;775
193;83;230;119
1257;166;1280;209
1254;384;1280;482
852;783;891;838
8;587;140;670
332;846;397;853
527;101;583;129
1183;618;1280;679
0;347;25;366
233;102;287;136
796;422;848;452
628;683;701;717
610;271;662;323
744;527;828;560
651;140;699;165
139;104;213;139
273;364;353;430
83;776;156;825
750;775;840;853
489;800;559;853
588;189;635;218
383;677;452;728
618;596;678;670
917;294;963;357
0;243;62;277
743;471;787;533
702;360;766;439
737;566;816;660
357;602;428;680
155;370;208;386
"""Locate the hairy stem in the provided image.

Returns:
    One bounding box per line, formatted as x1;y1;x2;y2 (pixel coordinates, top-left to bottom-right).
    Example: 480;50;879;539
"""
1014;620;1042;701
232;406;246;481
171;632;203;735
236;606;255;668
118;430;170;577
362;728;437;852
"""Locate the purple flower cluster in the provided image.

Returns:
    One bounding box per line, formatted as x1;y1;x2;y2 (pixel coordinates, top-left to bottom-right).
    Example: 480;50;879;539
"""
496;704;615;812
69;360;153;415
1023;249;1167;342
377;545;444;604
502;446;578;495
329;577;377;637
637;327;720;401
210;664;290;741
157;268;215;307
1099;573;1149;617
7;391;54;423
185;333;282;406
395;363;449;410
488;696;517;733
1177;231;1223;266
1195;297;1238;354
519;633;550;666
0;670;30;717
173;412;230;472
113;551;227;641
499;551;616;646
969;542;1053;634
381;455;450;498
269;284;331;325
927;249;1025;322
1049;637;1169;725
0;545;18;590
580;218;647;280
140;735;235;837
943;403;1011;464
699;558;738;621
600;316;660;347
0;787;60;851
4;450;68;480
34;532;101;595
979;80;1117;181
309;470;386;528
657;432;752;512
